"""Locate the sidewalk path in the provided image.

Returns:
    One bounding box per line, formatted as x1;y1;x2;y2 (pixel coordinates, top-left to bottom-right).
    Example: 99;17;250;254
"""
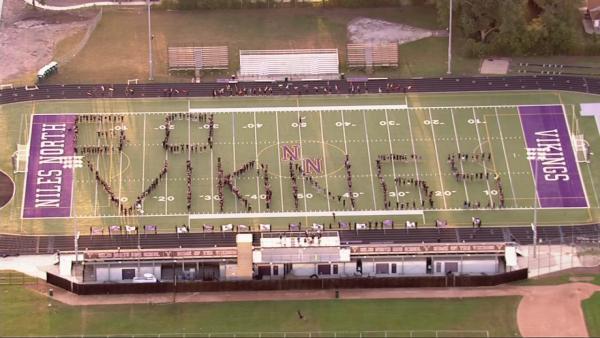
27;281;600;337
22;0;150;11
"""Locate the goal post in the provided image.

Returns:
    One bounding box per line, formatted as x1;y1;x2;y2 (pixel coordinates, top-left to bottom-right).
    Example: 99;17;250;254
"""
13;144;29;173
572;134;590;163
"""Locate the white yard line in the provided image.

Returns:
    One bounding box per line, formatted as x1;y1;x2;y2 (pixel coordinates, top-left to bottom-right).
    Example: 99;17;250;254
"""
296;110;309;212
517;111;540;208
494;107;518;207
20;113;34;220
187;108;192;162
384;109;400;205
426;108;448;209
210;149;215;214
274;111;285;211
585;164;600;207
361;110;378;210
93;137;101;216
563;104;591;208
164;147;169;214
231;112;238;213
449;108;470;202
17;111;25;145
140;114;147;210
318;110;332;211
117;134;124;212
253;111;262;213
190;104;408;114
405;109;423;204
471;108;494;206
340;110;349;154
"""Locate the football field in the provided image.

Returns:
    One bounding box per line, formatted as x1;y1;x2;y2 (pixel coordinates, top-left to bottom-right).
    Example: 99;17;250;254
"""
1;91;599;234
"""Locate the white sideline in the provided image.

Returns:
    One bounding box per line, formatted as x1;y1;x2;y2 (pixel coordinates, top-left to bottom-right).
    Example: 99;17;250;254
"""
189;209;423;220
190;104;408;113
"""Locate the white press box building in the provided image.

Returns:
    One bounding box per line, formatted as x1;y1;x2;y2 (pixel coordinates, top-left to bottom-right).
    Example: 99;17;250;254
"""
57;231;519;283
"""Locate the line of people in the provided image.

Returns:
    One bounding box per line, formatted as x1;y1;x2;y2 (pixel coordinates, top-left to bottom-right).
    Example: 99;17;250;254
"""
75;145;115;154
261;163;272;210
217;157;225;212
377;153;421;163
344;154;356;209
134;160;169;214
76;114;124;123
289;162;300;210
162;88;189;97
186;160;192;211
165;143;207;153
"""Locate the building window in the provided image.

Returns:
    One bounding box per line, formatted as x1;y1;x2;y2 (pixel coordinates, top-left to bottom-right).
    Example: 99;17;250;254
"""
332;264;339;275
445;262;459;274
391;263;397;274
258;265;271;277
273;265;279;276
375;263;389;274
121;268;135;280
435;262;442;273
318;264;331;275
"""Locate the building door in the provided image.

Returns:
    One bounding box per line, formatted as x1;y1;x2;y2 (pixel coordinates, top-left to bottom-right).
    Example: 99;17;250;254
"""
284;263;293;275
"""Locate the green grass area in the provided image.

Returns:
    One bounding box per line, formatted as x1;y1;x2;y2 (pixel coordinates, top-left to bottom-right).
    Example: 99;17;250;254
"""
510;273;600;286
583;292;600;337
0;284;521;336
0;91;598;234
43;5;485;84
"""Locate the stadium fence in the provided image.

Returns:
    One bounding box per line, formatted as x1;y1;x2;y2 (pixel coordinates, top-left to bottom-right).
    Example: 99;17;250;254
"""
46;269;528;295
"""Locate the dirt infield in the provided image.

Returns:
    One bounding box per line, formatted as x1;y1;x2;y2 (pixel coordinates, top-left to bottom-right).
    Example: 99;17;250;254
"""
28;281;599;337
0;170;14;210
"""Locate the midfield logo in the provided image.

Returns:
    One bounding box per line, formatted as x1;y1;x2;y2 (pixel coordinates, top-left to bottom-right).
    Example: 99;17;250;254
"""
281;144;322;174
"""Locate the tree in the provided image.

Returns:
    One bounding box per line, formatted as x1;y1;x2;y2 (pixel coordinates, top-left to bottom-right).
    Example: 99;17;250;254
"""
456;0;502;43
532;0;584;54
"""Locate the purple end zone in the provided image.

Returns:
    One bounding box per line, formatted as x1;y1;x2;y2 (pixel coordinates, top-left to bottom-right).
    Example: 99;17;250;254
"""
23;114;77;218
518;105;587;208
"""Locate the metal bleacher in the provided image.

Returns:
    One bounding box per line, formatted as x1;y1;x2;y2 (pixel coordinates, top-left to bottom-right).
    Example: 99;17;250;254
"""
168;46;229;71
347;43;398;68
239;49;339;78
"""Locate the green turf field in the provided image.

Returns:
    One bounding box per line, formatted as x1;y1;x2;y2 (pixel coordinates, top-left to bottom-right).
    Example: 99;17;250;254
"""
583;292;600;337
0;91;599;234
0;284;520;337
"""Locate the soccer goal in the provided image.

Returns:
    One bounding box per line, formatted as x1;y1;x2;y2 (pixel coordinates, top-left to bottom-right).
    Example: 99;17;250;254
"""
12;144;29;173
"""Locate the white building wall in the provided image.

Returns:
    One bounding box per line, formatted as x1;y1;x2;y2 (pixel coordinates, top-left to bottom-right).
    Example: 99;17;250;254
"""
290;263;316;277
399;259;427;275
461;259;499;275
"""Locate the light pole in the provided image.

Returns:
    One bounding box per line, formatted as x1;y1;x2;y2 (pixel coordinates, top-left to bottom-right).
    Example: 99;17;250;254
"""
526;148;547;258
447;0;453;75
147;0;154;81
